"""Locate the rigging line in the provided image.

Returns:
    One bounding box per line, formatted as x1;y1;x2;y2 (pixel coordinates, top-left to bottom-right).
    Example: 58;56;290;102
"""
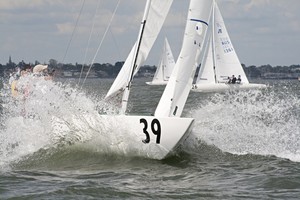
109;28;121;62
61;0;86;63
78;0;102;85
81;0;121;88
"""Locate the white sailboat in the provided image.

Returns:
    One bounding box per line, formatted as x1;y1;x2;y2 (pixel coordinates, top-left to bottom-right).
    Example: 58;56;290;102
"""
146;37;175;85
103;0;212;159
192;1;266;93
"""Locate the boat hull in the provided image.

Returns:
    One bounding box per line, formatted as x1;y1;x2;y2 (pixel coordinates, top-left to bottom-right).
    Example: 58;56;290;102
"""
146;81;168;86
100;115;194;159
191;83;267;93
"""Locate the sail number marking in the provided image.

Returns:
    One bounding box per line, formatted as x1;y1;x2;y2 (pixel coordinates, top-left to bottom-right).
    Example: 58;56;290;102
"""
140;118;161;144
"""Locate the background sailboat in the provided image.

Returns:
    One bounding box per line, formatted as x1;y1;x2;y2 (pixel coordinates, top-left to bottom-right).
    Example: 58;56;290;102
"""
146;37;175;85
192;1;266;93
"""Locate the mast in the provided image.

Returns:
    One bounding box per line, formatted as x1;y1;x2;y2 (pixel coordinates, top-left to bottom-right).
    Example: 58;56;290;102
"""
121;0;152;114
162;39;167;81
212;0;217;83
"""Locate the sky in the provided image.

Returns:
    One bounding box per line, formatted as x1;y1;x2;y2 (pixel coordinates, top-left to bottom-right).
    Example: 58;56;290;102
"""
0;0;300;67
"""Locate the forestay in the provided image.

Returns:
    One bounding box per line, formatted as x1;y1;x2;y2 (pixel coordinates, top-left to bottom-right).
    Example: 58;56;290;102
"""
105;0;173;99
155;0;213;117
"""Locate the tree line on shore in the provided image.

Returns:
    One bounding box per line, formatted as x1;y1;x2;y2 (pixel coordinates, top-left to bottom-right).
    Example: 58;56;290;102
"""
1;58;300;79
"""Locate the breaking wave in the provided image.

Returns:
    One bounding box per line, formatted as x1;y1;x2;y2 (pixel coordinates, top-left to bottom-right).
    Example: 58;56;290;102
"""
0;76;140;170
1;77;299;170
190;83;300;162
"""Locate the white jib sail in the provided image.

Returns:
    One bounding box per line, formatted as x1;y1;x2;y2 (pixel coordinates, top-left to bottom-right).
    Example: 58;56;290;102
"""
213;3;249;84
195;35;216;84
151;37;175;83
105;0;174;99
155;0;213;117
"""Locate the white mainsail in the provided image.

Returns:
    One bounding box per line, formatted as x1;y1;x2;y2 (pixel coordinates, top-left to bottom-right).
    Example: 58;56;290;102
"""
147;37;175;85
105;0;173;100
155;0;213;117
213;2;249;84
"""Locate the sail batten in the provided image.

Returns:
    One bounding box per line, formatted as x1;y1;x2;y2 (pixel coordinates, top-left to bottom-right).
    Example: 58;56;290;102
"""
190;18;209;26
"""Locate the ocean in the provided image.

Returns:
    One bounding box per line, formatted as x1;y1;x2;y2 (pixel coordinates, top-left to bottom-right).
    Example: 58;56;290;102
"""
0;77;299;199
